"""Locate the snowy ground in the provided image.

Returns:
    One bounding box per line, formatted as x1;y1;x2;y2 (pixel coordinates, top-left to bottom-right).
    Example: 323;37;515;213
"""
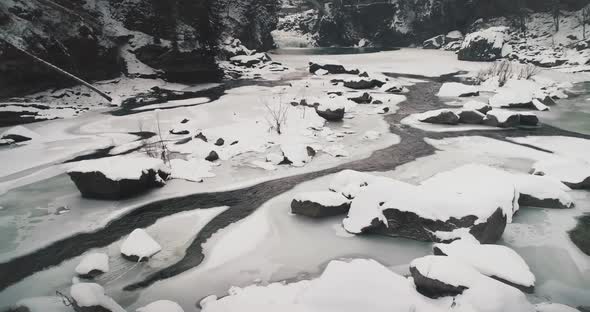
1;48;590;311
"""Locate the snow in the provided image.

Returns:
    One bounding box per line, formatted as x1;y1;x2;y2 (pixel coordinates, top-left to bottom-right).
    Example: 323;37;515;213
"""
513;174;573;207
74;252;109;276
485;109;518;123
411;255;535;312
437;82;479;97
293;191;350;207
463;100;490;111
69;283;125;312
530;158;590;185
447;30;463;40
136;300;185;312
363;130;381;140
280;143;313;167
120;228;162;260
509;136;590;163
14;296;68;312
433;239;535;288
67;154;167;181
316;95;356;111
169;158;215;182
201;258;443;312
532;99;550;111
415;108;457;121
328;169;377;199
1;125;41;141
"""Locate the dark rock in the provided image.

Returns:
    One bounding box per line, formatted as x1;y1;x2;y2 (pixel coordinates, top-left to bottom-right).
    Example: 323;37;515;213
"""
195;132;208;142
569;214;590;256
169;129;190;135
78;269;106;280
567;34;578;40
175;137;192;145
372;100;383;104
358;71;369;77
423;35;446;49
180;118;189;124
519;194;572;209
410;265;468;298
538;96;557;106
366;207;507;244
458;110;485;124
381;84;405;93
519;113;539;126
1;134;32;143
579;306;590;312
230;52;270;68
309;61;359;75
342;78;385;90
348;92;372;104
205;150;219;162
483;112;520;128
230;140;239;145
214;138;225;146
419;110;460;125
68;169;169;200
315;107;345;121
291;197;351;218
306;146;316;157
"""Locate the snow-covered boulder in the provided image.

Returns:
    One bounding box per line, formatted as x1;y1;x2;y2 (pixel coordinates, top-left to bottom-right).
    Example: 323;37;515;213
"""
280;144;315;167
348;92;372;104
120;229;162;261
437;82;479;97
458;109;485;124
67;155;170;199
137;300;185;312
70;283;125;312
483;110;520;128
342;165;516;244
463;100;492;114
489;90;534;109
446;30;464;43
229;52;270;67
458;27;508;62
423;35;446;49
291;191;351;217
315;97;347;121
309;60;359;75
201;258;446;312
341;77;385;90
75;253;109;279
433;239;535;293
531;158;590;189
515;174;573;209
0;125;40;144
417;109;460;125
410;256;535;312
328;170;378;199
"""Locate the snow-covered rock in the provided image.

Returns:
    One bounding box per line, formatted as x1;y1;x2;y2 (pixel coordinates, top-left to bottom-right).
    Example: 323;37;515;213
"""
531;158;590;189
410;256;535;312
75;253;109;279
200;258;445;312
328;170;377;199
417;109;460;125
380;81;406;93
309;60;359;75
341;77;385;90
315;96;349;121
458;27;508;61
348;92;372;104
342;165;517;243
0;125;40;144
458;109;485;124
229;53;270;67
70;283;125;312
437;82;480;97
463;100;492;114
280;144;315;167
515;174;574;209
291;191;351;217
446;30;464;42
483;110;521;128
120;229;162;261
67;155;170;199
423;35;446;49
136;300;185;312
433;239;535;292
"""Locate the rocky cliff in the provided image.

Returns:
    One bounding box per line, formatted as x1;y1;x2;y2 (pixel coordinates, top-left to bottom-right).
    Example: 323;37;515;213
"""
0;0;280;98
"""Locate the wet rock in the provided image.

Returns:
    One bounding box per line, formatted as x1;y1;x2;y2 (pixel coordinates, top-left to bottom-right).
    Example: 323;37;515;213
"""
519;113;539;126
458;109;485;124
315;107;345;121
180;118;189;124
195;132;208;142
380;82;405;93
417;109;460;125
291;191;351;218
410;262;468;298
569;214;590;256
205;150;219;162
214;138;225;146
348;92;372;104
538;96;557;106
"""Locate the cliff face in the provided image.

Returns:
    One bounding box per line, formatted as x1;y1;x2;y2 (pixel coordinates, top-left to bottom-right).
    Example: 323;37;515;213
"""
0;0;280;98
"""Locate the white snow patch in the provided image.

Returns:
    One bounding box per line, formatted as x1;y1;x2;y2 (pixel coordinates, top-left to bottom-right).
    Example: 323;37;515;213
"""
437;82;479;97
169;158;215;182
120;229;162;260
70;283;125;312
75;253;109;276
136;300;185;312
68;155;167;181
293;191;350;207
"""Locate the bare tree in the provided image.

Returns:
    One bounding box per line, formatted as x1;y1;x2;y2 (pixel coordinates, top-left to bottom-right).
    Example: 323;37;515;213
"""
262;91;290;135
550;0;561;32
